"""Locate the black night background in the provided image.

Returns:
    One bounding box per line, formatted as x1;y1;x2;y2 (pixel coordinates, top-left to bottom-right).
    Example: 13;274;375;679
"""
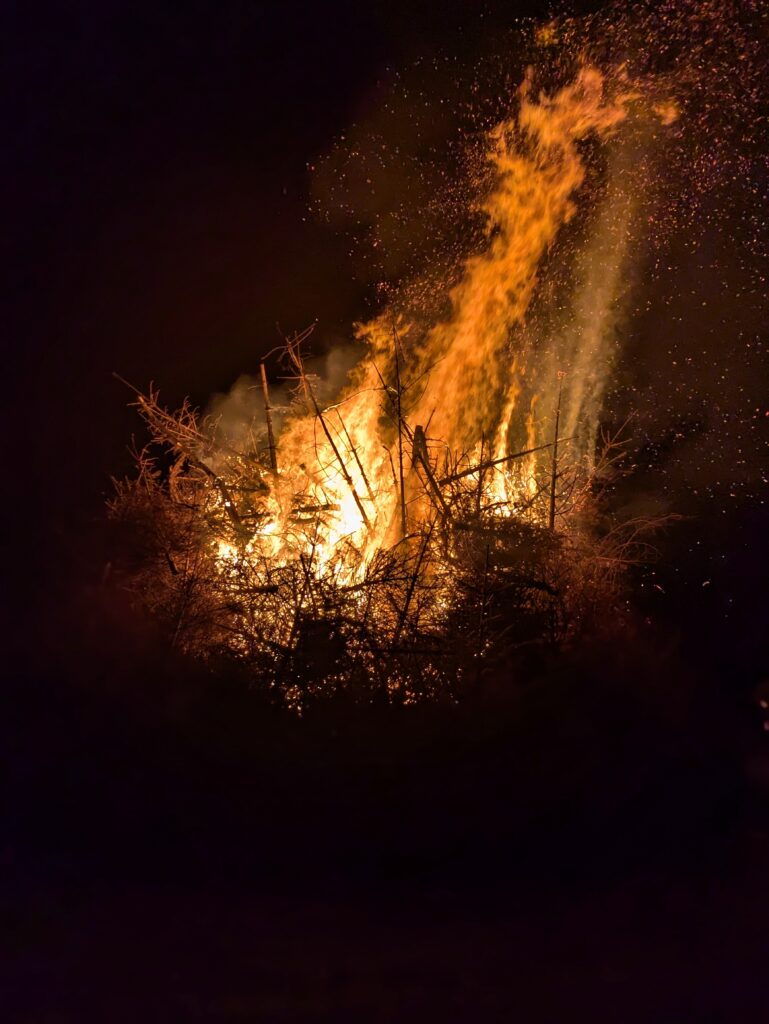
3;1;769;1020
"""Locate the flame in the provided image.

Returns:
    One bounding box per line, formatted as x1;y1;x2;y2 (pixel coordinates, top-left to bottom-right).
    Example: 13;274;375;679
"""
118;60;679;686
215;65;673;588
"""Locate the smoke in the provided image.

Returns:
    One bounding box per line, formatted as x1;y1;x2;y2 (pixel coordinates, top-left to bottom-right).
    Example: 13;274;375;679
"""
557;178;636;453
527;134;647;467
207;342;363;454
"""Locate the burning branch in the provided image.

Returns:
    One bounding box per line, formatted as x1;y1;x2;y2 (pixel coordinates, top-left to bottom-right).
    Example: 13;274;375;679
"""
260;361;279;473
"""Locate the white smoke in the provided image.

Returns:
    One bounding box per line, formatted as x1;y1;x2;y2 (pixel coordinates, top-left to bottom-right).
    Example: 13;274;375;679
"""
551;147;640;460
206;341;364;456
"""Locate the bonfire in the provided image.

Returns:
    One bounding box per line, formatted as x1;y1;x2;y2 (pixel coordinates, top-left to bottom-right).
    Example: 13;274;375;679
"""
110;67;675;709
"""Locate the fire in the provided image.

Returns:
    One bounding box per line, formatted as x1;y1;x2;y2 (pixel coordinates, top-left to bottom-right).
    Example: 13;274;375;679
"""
111;60;680;705
255;66;672;576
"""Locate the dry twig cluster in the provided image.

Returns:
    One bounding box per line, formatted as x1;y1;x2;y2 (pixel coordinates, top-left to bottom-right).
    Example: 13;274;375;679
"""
110;336;666;710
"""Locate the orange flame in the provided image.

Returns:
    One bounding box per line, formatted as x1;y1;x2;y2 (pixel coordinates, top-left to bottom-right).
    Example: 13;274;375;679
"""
217;66;676;584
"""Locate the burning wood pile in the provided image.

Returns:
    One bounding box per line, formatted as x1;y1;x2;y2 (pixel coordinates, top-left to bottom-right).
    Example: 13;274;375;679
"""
110;328;650;710
109;66;678;708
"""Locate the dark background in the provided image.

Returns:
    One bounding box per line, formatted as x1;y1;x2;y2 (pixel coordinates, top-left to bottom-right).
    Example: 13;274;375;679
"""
2;2;769;1020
